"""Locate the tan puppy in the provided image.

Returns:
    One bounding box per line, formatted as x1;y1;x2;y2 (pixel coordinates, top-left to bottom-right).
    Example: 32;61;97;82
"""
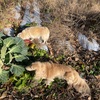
17;26;50;43
26;62;91;95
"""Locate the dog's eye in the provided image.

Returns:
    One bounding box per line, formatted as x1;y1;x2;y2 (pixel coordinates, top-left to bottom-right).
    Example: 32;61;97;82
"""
30;38;33;40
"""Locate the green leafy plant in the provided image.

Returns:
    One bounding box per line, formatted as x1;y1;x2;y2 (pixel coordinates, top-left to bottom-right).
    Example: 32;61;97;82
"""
14;73;32;91
0;32;29;83
29;47;50;59
33;48;48;57
55;55;65;61
89;61;100;75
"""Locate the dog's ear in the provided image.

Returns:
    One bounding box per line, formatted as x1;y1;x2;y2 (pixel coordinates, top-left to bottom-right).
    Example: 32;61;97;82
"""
26;65;32;71
26;63;35;71
26;62;41;71
40;37;44;43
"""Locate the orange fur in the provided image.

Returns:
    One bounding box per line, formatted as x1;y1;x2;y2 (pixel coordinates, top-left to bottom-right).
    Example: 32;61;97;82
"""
26;61;91;95
17;26;50;43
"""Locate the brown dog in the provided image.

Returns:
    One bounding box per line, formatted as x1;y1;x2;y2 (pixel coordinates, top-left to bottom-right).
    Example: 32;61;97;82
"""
26;62;91;95
17;26;50;43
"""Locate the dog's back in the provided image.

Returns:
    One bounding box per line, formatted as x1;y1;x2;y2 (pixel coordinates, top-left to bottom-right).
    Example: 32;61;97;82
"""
26;62;91;95
17;26;50;43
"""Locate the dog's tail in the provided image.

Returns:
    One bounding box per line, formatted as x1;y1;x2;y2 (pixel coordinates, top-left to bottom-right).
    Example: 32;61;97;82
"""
73;76;90;95
64;69;91;95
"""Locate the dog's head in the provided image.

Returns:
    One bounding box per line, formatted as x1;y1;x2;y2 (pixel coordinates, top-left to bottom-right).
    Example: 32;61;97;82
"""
26;62;41;71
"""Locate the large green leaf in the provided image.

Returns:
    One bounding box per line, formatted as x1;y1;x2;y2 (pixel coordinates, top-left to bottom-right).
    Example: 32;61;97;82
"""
4;37;15;47
0;39;3;47
14;37;25;47
8;45;22;54
1;45;7;62
4;53;13;64
15;37;29;55
0;67;9;83
0;59;3;68
10;64;25;76
14;54;28;62
0;32;5;38
20;46;29;56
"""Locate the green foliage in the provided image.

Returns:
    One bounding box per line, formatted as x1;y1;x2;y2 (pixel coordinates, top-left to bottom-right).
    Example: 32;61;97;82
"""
3;37;15;47
89;61;100;75
14;54;27;62
80;64;85;72
55;55;65;61
32;48;49;58
1;45;7;62
25;22;37;27
0;33;29;83
14;73;31;91
10;64;25;76
79;62;100;75
0;67;9;83
33;49;47;57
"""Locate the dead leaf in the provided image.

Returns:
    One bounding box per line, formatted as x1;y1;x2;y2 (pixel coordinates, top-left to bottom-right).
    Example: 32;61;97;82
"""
0;91;7;100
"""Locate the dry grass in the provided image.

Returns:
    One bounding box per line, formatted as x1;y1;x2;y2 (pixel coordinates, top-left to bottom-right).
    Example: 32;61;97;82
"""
0;0;100;30
40;0;100;56
67;0;100;13
40;0;100;13
0;0;19;30
0;0;35;30
41;0;65;8
40;0;100;26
